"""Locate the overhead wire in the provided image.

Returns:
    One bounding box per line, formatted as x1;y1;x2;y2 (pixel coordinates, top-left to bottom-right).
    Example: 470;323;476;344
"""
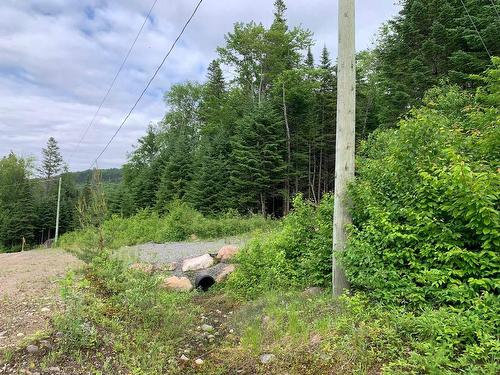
90;0;204;168
490;0;500;20
459;0;492;58
67;0;160;166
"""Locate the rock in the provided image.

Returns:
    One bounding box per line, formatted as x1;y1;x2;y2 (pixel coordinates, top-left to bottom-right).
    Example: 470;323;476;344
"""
180;354;189;362
162;276;193;292
41;307;50;313
160;262;177;272
0;331;6;337
207;334;215;341
40;340;52;349
26;344;38;354
302;286;324;296
129;263;154;273
201;324;214;332
195;358;204;365
182;254;214;272
17;332;24;337
55;331;64;338
215;264;236;282
310;333;322;346
47;367;61;373
259;353;275;364
215;245;240;261
229;329;234;334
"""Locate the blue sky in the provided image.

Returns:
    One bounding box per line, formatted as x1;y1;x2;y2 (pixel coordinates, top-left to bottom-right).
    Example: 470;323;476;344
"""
0;0;400;171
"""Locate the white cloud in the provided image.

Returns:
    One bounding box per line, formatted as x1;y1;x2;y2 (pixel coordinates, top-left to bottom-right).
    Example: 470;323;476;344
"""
0;0;400;171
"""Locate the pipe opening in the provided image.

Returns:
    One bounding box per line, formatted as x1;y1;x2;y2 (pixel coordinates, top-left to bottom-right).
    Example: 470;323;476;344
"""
196;275;215;292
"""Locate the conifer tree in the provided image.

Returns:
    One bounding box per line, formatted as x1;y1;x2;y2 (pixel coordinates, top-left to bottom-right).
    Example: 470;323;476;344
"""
38;137;63;180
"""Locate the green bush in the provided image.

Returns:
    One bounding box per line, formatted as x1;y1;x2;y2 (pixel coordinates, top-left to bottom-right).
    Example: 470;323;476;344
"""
226;194;333;299
342;64;499;308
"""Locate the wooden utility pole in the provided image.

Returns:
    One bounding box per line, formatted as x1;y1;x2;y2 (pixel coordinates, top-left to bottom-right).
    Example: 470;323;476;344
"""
333;0;355;295
54;177;62;243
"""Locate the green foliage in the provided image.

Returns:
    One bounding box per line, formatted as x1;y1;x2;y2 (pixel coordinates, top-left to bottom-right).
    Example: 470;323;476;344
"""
373;0;500;126
0;153;36;251
343;64;499;308
59;202;273;257
52;251;200;374
226;194;333;299
218;291;499;374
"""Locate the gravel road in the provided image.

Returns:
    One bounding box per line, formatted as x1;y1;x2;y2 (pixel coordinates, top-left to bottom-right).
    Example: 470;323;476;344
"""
115;238;247;265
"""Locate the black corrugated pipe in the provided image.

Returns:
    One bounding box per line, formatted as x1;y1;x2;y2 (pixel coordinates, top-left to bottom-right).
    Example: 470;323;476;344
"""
195;274;215;291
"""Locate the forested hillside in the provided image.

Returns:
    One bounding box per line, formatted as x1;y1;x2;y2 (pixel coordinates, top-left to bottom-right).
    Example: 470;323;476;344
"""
120;0;499;218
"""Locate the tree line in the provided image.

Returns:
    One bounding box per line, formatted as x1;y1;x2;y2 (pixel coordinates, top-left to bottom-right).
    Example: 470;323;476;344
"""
0;138;78;250
120;0;499;217
1;0;498;249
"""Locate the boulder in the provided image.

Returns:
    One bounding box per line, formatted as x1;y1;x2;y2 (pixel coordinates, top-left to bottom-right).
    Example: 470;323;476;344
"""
163;276;193;292
215;264;236;282
182;254;214;272
158;262;177;272
215;245;240;261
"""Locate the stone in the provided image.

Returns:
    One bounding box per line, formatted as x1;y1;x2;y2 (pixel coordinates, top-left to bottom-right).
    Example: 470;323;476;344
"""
195;358;204;365
180;354;189;362
201;324;214;332
41;307;50;313
40;340;52;349
17;332;24;337
0;331;6;337
182;254;214;272
160;262;177;272
215;245;240;261
47;367;61;373
162;276;193;292
259;354;275;364
215;264;236;282
55;332;64;338
129;263;154;273
310;333;322;346
26;344;38;354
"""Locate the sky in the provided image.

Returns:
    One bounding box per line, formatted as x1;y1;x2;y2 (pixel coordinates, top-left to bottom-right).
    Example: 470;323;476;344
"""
0;0;401;172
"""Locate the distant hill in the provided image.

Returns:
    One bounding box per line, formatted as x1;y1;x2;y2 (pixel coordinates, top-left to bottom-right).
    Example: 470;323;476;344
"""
70;168;123;186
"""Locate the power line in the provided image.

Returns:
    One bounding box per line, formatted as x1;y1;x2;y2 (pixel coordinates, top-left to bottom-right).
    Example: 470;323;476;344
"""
68;0;159;166
90;0;204;168
490;0;500;20
459;0;492;59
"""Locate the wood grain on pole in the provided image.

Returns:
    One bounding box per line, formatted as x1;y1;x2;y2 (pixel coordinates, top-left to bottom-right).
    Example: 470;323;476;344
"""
333;0;355;295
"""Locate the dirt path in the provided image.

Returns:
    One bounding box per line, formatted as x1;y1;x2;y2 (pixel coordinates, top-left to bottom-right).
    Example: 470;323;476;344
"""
0;249;82;351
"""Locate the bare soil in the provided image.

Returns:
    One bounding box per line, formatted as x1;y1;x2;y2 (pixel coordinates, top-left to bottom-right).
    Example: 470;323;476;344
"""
0;249;82;350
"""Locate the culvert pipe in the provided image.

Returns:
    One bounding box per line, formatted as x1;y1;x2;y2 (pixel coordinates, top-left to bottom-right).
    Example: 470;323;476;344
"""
195;274;216;291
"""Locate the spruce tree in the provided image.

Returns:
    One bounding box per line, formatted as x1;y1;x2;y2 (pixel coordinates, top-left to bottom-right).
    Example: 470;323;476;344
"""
38;137;63;180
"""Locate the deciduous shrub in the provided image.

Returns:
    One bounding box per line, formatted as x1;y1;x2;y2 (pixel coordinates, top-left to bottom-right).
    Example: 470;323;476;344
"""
342;64;499;308
227;194;333;299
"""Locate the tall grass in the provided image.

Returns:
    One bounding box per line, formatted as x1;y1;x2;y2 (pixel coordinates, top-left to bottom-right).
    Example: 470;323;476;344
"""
59;200;274;254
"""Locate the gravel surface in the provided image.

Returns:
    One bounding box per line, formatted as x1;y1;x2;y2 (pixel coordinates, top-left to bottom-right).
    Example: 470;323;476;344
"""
0;249;82;350
115;238;247;265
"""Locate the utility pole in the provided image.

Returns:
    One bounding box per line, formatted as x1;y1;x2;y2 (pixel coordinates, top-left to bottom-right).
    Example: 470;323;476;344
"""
333;0;355;295
54;177;62;243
